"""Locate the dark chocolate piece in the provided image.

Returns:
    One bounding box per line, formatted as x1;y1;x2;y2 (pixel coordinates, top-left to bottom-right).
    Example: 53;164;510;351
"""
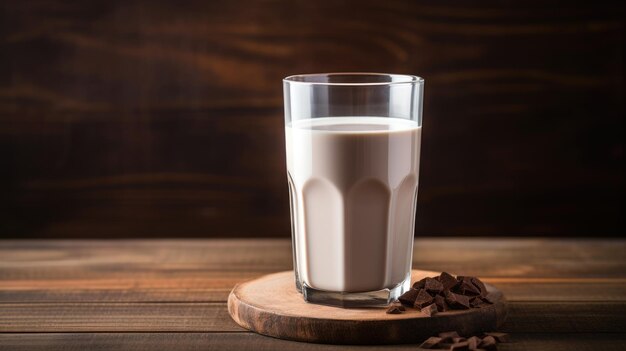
390;301;406;311
418;336;442;349
413;289;435;308
390;273;495;319
398;288;419;307
385;306;402;314
479;336;497;351
413;277;427;289
424;277;444;294
482;294;496;304
467;336;481;349
470;296;485;308
456;276;481;296
445;290;471;309
434;294;449;312
421;303;438;317
484;332;509;343
471;277;488;296
438;272;458;290
438;331;460;342
452;337;466;343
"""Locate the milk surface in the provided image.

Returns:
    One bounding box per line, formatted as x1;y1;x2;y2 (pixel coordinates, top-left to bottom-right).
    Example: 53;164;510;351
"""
286;117;421;292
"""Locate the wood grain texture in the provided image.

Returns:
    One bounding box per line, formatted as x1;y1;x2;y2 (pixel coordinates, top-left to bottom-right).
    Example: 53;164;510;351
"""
227;270;507;344
1;301;624;334
1;239;625;304
3;281;626;303
0;239;625;349
1;333;625;351
0;1;624;239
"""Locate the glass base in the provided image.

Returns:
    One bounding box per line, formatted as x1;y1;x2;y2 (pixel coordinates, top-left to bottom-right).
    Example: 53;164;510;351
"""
300;274;411;308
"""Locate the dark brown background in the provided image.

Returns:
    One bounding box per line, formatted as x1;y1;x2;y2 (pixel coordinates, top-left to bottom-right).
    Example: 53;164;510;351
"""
0;0;623;238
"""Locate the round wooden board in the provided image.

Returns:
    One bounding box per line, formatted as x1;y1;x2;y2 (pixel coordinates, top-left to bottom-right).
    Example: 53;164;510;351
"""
228;270;508;344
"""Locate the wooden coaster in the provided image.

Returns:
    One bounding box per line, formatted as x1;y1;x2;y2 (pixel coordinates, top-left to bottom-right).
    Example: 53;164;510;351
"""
228;270;508;344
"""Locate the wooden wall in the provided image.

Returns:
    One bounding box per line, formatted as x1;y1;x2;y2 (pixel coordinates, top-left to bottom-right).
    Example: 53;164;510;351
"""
0;1;623;238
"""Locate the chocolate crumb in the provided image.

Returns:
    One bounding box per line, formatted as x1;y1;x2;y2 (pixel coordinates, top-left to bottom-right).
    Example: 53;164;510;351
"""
390;301;406;311
385;306;403;314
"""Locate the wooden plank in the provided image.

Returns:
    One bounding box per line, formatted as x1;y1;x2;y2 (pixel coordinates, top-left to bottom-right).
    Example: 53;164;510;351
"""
1;302;624;333
412;239;626;279
0;333;625;351
1;239;624;303
2;281;625;303
502;302;626;333
1;239;625;279
0;303;243;332
483;281;626;302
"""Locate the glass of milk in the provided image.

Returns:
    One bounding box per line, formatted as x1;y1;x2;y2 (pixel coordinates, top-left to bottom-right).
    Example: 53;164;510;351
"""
283;73;424;307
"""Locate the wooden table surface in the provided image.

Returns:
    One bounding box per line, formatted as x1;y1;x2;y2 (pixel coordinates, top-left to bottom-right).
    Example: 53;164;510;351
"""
1;239;625;350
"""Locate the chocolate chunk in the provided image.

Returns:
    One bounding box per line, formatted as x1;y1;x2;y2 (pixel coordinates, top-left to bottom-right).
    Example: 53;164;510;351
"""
482;294;495;304
413;277;427;289
390;301;406;311
471;277;488;296
456;276;481;296
470;296;485;308
484;332;509;343
388;273;496;318
434;294;450;312
467;336;481;349
413;289;435;308
418;336;442;349
438;331;460;342
398;288;419;307
424;277;444;294
421;303;438;317
479;336;497;351
445;290;471;309
452;337;466;343
386;306;402;314
437;272;458;290
449;341;470;351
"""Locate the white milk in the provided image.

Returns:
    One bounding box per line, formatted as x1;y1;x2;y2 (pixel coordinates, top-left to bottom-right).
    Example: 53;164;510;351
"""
286;117;421;292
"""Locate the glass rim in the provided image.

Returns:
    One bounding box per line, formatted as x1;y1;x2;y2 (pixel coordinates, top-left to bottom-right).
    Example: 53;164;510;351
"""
283;72;424;86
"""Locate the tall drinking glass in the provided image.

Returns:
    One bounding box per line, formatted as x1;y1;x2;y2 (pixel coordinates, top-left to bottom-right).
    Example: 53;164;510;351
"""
283;73;424;307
